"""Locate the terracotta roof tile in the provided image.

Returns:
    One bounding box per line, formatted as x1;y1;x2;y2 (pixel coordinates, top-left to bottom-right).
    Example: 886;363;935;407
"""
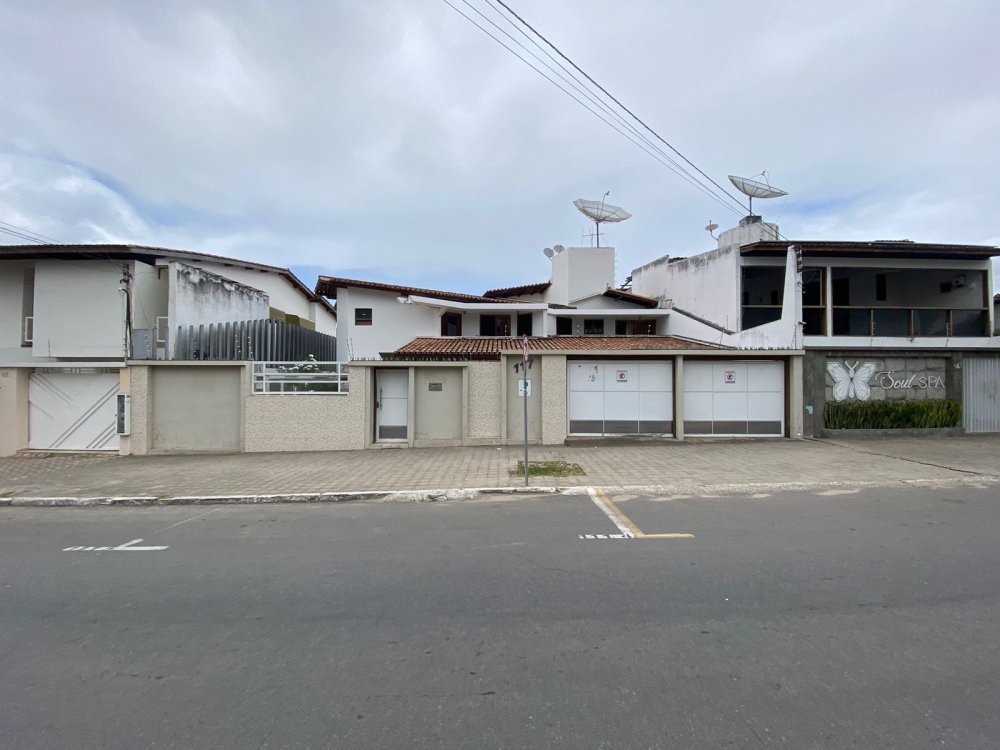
382;336;721;361
602;288;659;307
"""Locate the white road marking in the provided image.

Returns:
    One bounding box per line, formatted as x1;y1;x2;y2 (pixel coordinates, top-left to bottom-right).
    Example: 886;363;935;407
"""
587;487;636;538
816;488;861;496
63;538;168;552
150;508;222;534
578;533;632;540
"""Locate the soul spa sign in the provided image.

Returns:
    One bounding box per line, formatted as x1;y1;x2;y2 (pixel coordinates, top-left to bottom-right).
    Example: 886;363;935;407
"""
826;361;945;402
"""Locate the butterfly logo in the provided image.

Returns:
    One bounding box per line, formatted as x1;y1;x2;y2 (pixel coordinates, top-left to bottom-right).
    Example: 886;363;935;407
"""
826;361;878;401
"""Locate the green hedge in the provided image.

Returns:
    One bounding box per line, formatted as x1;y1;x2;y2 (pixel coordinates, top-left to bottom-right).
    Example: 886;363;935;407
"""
824;399;961;430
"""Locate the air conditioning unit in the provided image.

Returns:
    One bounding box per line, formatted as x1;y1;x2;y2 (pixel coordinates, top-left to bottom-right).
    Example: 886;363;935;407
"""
155;316;169;344
22;316;33;345
116;394;131;436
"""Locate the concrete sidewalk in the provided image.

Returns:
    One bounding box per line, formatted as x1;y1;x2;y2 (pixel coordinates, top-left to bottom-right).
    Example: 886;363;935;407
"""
1;435;999;503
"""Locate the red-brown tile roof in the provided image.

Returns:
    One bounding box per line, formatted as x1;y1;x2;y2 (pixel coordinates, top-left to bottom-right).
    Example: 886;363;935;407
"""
602;288;659;308
483;281;551;298
382;336;721;361
315;276;515;304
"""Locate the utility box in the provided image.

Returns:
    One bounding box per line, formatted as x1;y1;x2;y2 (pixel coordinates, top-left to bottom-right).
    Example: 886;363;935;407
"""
116;394;131;436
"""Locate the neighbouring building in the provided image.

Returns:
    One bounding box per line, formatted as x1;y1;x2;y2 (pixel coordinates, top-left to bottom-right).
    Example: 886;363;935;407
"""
0;244;336;456
631;216;1000;435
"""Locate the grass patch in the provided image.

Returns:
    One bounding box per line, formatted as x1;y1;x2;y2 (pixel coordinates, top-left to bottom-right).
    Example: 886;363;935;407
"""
509;460;586;478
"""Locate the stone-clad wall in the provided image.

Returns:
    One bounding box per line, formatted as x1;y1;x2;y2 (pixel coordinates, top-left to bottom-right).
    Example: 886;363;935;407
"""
824;356;947;402
466;361;502;441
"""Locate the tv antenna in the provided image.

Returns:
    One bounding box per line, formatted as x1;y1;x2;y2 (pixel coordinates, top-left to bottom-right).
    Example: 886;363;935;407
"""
573;193;632;247
727;172;787;217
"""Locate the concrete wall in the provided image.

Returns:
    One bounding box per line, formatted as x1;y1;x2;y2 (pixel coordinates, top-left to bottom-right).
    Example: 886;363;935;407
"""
131;261;169;331
540;355;567;445
0;367;29;455
337;287;440;361
33;260;124;359
466;361;503;442
633;246;742;332
414;367;463;446
168;262;270;333
0;261;32;361
150;365;243;452
548;246;616;304
244;367;367;452
196;262;337;336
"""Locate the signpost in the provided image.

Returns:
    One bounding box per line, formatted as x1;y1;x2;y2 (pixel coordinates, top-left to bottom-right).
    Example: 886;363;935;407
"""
522;334;530;486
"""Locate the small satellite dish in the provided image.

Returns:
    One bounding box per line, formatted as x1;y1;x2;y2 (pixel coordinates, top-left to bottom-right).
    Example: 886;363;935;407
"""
705;221;719;240
543;247;554;258
553;244;564;253
728;173;788;216
573;196;632;246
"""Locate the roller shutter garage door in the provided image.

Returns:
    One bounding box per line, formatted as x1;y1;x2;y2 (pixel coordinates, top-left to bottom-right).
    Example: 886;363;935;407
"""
683;361;784;436
28;369;120;451
568;360;673;435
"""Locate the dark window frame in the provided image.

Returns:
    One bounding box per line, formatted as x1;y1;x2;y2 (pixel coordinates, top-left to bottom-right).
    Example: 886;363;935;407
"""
583;318;605;335
440;312;462;336
479;314;512;336
355;308;373;326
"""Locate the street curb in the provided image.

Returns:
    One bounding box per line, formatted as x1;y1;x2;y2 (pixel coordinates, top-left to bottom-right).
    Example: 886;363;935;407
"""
3;474;998;507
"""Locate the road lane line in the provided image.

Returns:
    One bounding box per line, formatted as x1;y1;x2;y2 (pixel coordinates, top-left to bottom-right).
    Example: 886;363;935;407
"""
589;488;694;540
588;488;637;538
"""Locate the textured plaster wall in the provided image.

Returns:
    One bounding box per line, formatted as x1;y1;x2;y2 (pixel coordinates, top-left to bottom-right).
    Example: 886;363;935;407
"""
123;365;151;455
244;366;367;452
541;355;567;445
169;262;270;331
466;361;502;441
0;368;29;456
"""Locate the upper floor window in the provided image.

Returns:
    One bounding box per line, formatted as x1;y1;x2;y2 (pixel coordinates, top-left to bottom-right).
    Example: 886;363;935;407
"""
556;316;572;335
517;312;533;337
441;312;462;336
615;319;656;335
479;314;511;336
583;319;604;335
355;308;373;326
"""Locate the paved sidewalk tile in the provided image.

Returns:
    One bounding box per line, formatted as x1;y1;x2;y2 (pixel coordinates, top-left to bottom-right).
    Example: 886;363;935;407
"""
1;435;998;500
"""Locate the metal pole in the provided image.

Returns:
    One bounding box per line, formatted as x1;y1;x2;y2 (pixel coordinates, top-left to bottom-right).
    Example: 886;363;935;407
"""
523;358;529;486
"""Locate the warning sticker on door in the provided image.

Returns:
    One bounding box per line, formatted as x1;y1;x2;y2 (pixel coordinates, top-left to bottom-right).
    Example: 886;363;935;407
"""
616;370;628;383
724;370;736;384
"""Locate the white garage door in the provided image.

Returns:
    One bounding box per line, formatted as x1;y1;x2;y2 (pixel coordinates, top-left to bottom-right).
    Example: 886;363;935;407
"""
568;360;673;435
29;369;120;451
963;357;1000;433
683;361;784;436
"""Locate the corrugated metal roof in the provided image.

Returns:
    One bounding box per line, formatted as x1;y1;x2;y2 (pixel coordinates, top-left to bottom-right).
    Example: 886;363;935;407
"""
602;288;659;307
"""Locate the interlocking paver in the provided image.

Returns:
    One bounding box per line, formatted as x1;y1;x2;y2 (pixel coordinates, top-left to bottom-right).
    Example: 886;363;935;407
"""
1;436;998;500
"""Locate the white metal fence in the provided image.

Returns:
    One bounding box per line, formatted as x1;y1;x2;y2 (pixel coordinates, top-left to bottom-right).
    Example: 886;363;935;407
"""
252;361;349;394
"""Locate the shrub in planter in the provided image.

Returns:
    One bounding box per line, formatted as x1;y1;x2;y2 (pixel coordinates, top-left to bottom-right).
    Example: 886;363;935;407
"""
824;399;961;430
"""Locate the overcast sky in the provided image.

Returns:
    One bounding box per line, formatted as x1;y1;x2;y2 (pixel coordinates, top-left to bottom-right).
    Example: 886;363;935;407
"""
1;0;997;294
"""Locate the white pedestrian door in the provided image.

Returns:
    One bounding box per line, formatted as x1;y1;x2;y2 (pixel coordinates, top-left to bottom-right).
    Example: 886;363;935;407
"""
376;370;408;441
28;370;120;451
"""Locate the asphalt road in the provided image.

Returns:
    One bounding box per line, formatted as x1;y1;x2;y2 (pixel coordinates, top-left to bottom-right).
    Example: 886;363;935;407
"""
2;483;999;749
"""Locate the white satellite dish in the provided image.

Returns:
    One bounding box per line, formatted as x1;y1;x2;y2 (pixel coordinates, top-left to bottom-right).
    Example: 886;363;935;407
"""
573;196;631;246
728;173;788;216
705;221;719;240
553;245;565;253
543;247;554;258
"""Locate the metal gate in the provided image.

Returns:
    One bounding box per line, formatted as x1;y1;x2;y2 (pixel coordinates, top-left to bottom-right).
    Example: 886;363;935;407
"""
28;369;120;451
963;357;1000;433
568;360;673;435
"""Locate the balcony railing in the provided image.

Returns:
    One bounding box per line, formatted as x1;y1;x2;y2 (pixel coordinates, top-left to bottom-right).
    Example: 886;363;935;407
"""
830;307;988;337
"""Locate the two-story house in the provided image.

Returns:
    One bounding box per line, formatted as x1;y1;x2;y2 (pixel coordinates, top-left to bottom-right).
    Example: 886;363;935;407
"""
0;244;336;456
316;243;802;447
631;216;1000;435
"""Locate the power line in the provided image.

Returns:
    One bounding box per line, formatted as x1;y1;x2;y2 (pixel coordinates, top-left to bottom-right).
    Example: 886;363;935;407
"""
489;0;747;212
440;0;743;217
0;219;61;245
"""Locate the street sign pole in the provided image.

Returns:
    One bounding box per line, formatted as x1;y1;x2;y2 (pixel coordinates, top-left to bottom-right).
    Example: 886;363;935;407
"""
522;334;529;487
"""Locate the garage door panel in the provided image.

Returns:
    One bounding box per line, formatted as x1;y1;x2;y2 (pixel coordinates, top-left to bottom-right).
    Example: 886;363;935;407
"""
713;392;748;420
683;362;713;391
684;391;714;421
748;361;784;392
638;362;672;391
29;371;120;451
639;391;672;420
714;363;748;391
603;363;638;392
748;392;784;420
568;363;604;391
569;391;603;420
